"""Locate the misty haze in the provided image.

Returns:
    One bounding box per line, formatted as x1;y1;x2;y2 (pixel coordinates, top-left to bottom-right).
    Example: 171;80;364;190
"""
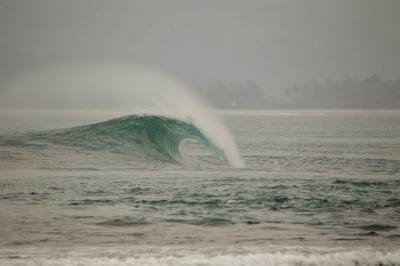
0;1;399;266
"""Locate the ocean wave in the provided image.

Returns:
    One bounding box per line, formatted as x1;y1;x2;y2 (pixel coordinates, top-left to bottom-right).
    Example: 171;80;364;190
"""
0;115;230;166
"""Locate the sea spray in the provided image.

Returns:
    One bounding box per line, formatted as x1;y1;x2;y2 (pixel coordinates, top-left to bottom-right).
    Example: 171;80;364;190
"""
0;63;244;167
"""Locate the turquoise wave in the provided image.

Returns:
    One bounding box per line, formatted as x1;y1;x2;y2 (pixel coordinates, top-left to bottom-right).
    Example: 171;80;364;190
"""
23;115;229;164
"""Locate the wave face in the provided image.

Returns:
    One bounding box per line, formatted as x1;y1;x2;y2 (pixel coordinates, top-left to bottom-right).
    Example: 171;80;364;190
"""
21;115;229;166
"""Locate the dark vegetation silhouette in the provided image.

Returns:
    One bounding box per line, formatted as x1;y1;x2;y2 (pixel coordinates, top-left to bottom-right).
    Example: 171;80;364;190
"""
197;74;400;109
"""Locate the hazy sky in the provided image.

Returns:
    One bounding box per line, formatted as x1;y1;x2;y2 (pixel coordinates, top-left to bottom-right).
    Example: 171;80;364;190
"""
0;0;399;92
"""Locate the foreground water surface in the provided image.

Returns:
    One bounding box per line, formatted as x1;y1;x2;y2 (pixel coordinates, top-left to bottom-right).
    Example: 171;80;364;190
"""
0;109;399;265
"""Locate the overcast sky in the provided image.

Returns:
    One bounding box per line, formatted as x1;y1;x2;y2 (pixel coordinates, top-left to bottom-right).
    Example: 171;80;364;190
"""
0;0;399;92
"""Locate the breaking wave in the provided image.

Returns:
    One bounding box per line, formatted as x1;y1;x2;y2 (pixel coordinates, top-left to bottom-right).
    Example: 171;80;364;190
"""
6;114;232;166
55;115;228;164
0;63;244;167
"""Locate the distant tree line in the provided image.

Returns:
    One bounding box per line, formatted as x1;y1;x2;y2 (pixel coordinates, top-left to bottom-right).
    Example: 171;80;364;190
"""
196;74;400;109
284;74;400;108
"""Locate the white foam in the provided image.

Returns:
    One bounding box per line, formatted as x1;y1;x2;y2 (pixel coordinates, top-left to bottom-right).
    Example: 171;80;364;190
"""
1;246;399;266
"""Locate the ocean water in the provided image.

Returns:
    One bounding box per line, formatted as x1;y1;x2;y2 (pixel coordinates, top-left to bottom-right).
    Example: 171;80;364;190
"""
0;109;399;265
